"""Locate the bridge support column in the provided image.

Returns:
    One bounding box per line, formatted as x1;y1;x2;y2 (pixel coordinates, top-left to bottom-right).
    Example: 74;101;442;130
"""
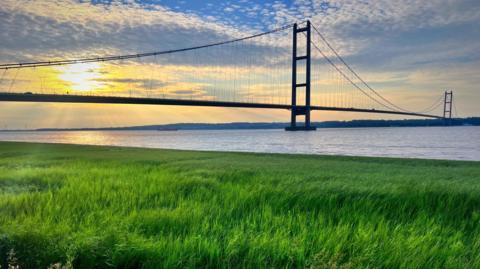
286;21;316;131
443;90;453;125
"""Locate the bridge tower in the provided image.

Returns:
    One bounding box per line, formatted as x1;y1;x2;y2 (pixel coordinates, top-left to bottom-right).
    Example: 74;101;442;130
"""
286;21;316;131
443;90;453;125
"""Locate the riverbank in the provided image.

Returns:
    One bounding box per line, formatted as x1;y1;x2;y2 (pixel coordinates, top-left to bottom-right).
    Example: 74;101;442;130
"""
1;142;479;268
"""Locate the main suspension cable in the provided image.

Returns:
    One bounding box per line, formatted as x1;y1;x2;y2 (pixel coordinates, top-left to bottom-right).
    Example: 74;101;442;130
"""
0;24;294;70
311;23;446;115
308;33;396;111
416;94;444;113
310;23;413;113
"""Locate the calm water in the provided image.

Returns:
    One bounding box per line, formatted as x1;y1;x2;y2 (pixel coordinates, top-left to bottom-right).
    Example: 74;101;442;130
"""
0;126;479;161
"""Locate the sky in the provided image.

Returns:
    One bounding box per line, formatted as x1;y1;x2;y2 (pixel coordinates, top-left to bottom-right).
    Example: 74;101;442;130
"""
0;0;479;129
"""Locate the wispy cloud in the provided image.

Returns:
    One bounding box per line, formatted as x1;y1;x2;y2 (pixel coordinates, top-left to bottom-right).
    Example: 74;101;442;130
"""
0;0;265;62
0;0;479;128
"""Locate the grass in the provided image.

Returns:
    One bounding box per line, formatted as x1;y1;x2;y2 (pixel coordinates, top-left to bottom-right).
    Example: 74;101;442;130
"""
0;141;479;268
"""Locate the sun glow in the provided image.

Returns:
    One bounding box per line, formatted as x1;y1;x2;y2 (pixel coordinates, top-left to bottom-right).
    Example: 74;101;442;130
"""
57;62;104;92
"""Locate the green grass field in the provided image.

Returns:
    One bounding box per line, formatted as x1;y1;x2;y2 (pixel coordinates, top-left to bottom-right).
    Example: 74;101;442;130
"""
0;142;479;268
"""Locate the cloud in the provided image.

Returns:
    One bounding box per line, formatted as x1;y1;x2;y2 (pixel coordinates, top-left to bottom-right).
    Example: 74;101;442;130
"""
0;0;277;63
2;0;478;61
0;0;479;128
230;0;479;63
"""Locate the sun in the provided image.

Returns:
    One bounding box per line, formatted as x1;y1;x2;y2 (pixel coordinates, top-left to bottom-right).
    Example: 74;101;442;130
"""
57;62;104;92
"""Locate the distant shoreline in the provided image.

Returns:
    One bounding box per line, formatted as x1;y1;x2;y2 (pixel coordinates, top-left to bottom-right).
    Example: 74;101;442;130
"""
0;117;478;132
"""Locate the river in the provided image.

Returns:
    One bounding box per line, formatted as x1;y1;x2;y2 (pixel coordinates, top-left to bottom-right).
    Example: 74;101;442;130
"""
0;126;479;161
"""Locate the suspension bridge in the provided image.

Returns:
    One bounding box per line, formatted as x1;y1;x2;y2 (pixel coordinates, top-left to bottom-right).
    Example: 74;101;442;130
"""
0;21;456;131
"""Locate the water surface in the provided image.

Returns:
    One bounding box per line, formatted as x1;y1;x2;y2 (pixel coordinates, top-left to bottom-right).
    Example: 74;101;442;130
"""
0;126;479;161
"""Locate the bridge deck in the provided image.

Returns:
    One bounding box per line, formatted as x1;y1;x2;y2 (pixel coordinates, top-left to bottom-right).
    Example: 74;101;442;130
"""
0;93;442;119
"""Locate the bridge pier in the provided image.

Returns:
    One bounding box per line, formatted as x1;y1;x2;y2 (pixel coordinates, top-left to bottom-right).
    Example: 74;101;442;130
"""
286;21;316;131
285;107;316;131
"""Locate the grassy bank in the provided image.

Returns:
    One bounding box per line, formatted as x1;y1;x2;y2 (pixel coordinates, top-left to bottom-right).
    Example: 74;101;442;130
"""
0;142;479;268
